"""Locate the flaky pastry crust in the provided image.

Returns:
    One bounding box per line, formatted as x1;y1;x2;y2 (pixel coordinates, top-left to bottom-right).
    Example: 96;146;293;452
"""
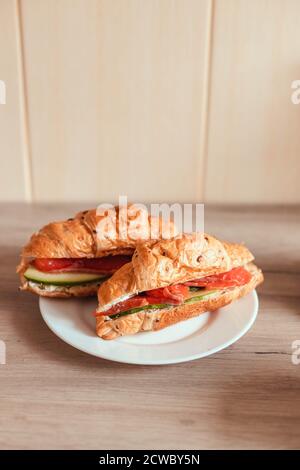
19;205;177;260
96;263;263;339
97;233;254;309
17;204;177;297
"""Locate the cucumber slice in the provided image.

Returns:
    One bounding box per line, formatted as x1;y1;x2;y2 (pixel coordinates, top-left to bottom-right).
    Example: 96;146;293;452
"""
109;303;171;319
184;290;218;304
24;266;108;286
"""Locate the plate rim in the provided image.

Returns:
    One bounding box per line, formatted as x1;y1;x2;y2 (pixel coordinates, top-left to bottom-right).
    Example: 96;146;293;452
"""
39;291;259;365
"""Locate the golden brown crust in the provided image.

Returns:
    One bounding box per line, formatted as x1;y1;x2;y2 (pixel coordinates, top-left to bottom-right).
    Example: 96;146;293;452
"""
21;217;96;259
96;263;263;340
17;204;177;297
97;233;254;310
20;205;176;260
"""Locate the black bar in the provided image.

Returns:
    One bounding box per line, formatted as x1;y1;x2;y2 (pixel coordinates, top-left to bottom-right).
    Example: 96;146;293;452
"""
0;450;297;466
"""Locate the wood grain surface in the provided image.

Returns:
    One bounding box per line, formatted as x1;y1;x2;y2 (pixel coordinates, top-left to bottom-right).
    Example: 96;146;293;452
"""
0;203;299;449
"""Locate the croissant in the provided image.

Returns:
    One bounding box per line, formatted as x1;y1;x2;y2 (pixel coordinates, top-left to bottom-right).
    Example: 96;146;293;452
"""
17;205;177;298
95;233;263;339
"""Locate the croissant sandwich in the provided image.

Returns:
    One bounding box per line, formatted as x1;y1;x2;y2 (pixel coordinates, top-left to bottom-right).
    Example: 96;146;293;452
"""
95;233;263;339
17;205;176;298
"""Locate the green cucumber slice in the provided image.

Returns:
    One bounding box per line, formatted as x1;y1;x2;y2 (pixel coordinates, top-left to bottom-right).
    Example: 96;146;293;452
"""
24;266;108;286
109;303;171;319
184;290;218;304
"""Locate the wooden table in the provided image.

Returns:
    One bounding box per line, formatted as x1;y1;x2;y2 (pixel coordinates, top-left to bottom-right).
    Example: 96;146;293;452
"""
0;203;299;450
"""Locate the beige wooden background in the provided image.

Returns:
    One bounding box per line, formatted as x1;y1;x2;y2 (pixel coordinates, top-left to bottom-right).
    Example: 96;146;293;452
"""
1;0;300;204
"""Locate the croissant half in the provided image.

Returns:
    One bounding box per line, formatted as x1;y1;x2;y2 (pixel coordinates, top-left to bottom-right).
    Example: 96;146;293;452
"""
17;205;177;298
95;233;263;339
97;233;255;309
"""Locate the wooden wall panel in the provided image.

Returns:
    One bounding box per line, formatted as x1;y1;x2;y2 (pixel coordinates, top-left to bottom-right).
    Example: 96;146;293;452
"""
205;0;300;203
0;0;27;201
20;0;210;203
2;0;300;204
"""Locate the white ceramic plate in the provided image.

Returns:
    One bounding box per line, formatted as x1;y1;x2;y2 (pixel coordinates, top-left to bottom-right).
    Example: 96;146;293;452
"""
39;291;258;365
39;290;259;365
